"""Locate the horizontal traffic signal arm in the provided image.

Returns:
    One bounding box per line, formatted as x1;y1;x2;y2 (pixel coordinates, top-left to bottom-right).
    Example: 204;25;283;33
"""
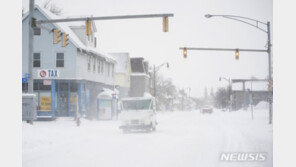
179;47;267;53
36;14;174;24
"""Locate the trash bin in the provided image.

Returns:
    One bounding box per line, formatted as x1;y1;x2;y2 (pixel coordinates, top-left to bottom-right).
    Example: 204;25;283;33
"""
22;94;37;122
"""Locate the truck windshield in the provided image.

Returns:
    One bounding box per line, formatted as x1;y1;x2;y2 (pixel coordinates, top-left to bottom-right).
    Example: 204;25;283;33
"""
122;99;152;110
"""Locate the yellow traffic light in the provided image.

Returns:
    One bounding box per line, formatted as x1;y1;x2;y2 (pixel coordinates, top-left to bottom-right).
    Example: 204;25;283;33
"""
86;20;92;36
62;33;69;47
53;29;61;44
31;17;36;28
163;16;169;32
235;49;239;60
183;47;187;58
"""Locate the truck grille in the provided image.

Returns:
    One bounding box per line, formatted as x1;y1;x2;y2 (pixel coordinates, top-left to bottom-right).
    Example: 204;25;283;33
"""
131;119;139;124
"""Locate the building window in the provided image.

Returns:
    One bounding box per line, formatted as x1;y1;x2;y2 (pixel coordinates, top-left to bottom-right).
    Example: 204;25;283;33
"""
33;27;41;35
97;60;100;73
112;64;114;77
33;53;40;67
93;57;96;72
101;61;104;73
22;83;28;92
87;55;91;71
107;63;110;77
56;53;64;67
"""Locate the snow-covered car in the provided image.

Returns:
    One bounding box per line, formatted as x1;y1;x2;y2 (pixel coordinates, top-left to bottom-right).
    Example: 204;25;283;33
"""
201;105;213;114
119;96;157;132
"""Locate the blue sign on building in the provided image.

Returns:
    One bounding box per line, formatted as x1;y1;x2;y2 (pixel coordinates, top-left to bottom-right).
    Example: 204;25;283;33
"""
22;78;28;83
25;73;30;79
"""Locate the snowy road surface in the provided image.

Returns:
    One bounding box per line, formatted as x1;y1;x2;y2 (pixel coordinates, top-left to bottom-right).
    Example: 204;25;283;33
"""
23;109;272;167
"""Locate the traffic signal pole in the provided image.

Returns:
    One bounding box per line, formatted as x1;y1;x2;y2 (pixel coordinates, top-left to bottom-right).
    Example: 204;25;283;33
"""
267;21;273;124
27;0;35;93
181;14;273;124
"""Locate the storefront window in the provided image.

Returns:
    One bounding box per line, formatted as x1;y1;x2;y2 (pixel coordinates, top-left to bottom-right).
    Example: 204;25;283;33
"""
22;83;28;92
70;92;78;114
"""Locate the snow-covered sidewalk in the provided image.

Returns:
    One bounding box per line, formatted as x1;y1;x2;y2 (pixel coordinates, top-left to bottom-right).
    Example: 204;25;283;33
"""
23;109;272;167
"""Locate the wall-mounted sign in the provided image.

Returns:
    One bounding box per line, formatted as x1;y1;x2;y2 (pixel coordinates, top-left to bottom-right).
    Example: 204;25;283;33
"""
43;79;52;85
37;69;59;78
22;78;28;83
25;73;30;78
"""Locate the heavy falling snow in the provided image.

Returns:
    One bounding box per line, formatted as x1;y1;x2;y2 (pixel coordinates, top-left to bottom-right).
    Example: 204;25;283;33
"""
23;109;272;167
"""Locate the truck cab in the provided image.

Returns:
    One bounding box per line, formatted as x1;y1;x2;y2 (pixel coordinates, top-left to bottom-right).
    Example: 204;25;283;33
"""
119;96;157;132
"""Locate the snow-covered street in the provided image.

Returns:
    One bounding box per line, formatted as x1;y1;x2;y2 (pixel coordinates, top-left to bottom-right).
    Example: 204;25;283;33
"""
23;109;272;167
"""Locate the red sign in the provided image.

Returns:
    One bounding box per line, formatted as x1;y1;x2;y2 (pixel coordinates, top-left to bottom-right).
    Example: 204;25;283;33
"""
43;79;51;85
39;70;47;78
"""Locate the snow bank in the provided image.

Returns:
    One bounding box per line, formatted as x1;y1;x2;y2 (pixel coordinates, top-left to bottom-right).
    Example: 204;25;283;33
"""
255;101;269;109
23;109;272;167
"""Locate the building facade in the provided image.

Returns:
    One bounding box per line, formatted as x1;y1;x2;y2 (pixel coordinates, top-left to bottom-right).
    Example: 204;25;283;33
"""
129;57;152;97
109;53;131;98
22;5;116;119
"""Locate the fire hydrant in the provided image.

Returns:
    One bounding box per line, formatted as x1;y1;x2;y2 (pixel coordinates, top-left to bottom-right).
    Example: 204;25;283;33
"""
76;117;81;127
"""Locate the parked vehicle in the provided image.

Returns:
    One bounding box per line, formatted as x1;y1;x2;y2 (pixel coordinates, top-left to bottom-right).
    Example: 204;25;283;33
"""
119;96;157;132
201;105;213;114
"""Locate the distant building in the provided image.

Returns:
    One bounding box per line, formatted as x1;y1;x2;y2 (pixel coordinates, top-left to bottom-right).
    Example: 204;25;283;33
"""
130;57;152;97
109;53;131;98
22;4;116;119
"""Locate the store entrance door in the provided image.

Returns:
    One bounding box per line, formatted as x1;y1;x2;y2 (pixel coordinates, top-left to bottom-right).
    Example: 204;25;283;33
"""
59;83;69;116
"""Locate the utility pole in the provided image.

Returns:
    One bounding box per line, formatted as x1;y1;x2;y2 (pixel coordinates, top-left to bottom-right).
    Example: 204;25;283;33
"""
28;0;34;93
267;21;273;124
251;82;254;120
153;65;156;97
219;77;232;111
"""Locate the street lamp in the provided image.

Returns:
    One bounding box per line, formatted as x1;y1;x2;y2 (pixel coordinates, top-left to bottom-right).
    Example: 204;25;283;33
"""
219;77;232;111
206;14;273;124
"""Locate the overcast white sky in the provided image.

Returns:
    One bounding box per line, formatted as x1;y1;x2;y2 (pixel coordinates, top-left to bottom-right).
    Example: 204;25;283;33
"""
23;0;273;98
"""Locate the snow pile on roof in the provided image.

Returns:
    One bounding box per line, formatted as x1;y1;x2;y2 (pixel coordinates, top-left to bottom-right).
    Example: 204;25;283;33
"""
22;93;36;97
109;53;129;73
143;92;153;98
97;88;118;99
30;4;115;62
130;73;150;78
255;101;269;109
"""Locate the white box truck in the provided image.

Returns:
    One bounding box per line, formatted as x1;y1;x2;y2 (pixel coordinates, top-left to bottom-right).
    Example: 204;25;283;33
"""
119;96;157;132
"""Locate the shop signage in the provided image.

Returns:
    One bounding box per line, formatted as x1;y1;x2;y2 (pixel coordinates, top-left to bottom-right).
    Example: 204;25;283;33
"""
40;96;51;111
25;73;30;78
38;69;59;78
22;77;27;83
43;80;52;85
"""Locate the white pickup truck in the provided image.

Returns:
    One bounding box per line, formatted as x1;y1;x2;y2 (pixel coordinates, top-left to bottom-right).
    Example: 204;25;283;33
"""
119;96;157;132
